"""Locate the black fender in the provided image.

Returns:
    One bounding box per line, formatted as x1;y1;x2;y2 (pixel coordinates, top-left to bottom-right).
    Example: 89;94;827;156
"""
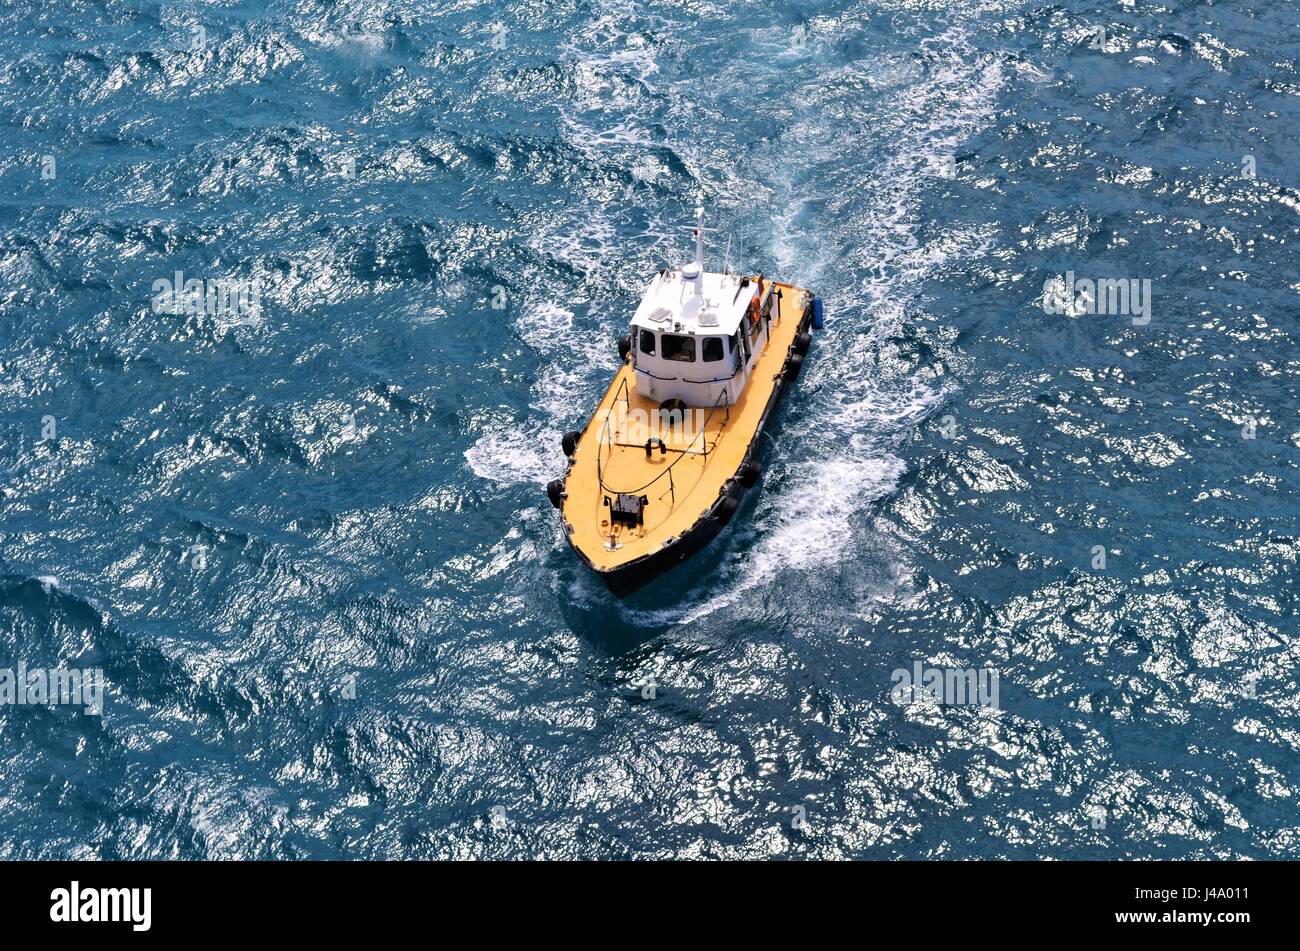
716;494;741;523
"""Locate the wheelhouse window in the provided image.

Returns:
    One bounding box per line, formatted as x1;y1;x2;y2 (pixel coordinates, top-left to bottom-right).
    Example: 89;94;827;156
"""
702;336;726;362
661;333;696;362
639;329;656;356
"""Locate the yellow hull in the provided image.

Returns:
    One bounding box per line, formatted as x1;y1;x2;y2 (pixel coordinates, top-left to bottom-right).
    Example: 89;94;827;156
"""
556;281;815;596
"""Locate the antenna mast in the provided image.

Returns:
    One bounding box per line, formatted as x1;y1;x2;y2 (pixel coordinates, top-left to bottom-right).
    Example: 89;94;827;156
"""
680;192;717;278
693;201;705;271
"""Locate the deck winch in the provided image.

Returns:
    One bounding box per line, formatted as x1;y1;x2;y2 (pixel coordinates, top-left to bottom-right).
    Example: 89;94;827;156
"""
607;493;648;528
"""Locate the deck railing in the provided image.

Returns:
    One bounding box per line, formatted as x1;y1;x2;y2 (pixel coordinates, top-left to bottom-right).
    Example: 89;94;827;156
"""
596;383;731;507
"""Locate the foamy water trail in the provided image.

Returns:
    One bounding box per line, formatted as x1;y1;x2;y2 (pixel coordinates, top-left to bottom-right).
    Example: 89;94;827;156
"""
626;20;1009;621
469;4;1007;612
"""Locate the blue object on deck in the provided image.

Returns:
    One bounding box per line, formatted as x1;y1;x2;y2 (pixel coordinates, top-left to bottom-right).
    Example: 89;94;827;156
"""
811;297;825;330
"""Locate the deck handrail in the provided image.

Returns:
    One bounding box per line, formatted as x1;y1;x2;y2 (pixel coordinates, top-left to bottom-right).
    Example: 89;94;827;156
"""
595;376;632;494
596;384;731;499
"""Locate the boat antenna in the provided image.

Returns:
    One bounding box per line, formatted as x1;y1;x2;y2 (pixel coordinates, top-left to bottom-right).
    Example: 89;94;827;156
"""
680;192;716;274
693;202;705;271
723;233;732;276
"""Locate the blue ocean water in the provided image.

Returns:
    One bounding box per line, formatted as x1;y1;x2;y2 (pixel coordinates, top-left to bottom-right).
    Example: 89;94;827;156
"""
1;0;1297;859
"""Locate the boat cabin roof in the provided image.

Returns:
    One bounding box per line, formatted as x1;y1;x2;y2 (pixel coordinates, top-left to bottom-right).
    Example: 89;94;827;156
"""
630;267;758;338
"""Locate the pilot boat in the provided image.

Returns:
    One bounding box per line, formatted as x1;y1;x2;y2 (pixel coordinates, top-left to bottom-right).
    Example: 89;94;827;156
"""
547;203;824;597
